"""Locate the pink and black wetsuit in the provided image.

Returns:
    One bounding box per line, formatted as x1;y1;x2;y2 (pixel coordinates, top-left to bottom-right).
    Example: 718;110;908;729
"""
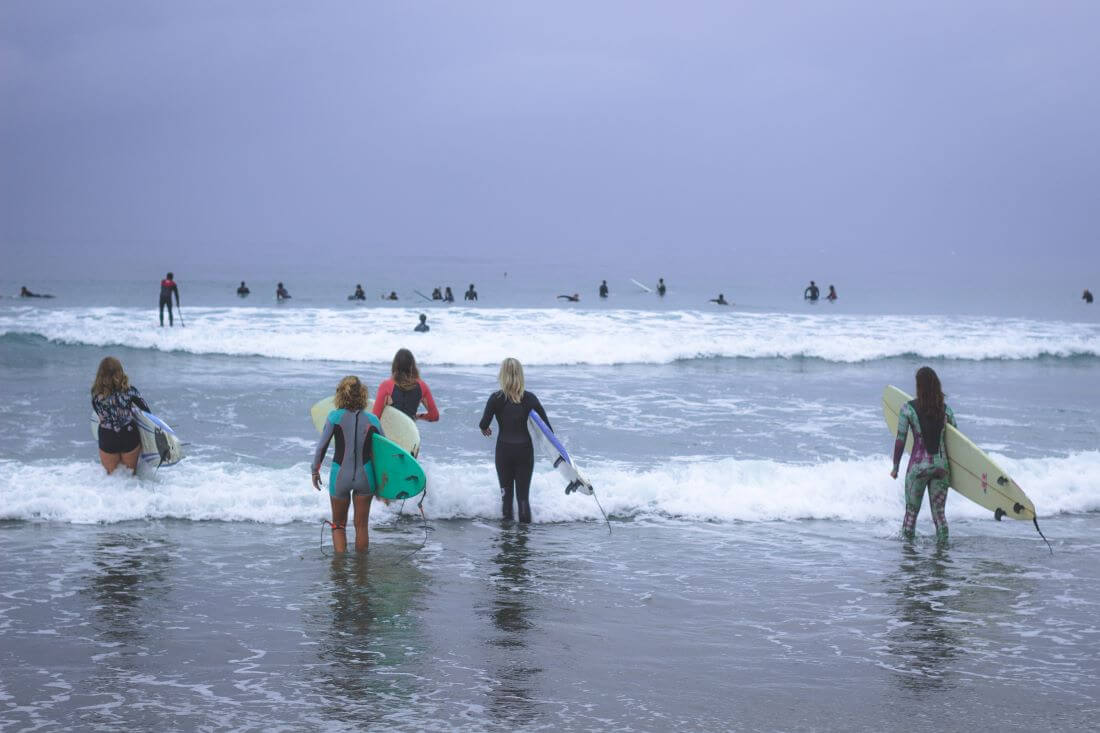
373;378;439;423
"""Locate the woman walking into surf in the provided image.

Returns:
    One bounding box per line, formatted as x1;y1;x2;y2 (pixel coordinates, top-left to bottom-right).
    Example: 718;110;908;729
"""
890;366;956;542
91;357;151;475
312;376;383;552
479;358;552;523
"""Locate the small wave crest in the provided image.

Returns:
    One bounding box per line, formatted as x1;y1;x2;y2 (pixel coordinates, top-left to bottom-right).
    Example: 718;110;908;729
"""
1;307;1098;365
2;452;1097;525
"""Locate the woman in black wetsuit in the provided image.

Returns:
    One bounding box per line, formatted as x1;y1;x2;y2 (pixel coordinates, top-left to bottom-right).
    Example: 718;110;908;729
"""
479;358;551;523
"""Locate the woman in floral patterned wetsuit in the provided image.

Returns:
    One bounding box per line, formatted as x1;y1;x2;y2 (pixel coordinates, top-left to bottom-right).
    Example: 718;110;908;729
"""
890;367;956;542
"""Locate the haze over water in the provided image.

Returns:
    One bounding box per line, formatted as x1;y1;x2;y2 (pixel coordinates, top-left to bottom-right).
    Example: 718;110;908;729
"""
3;2;1100;730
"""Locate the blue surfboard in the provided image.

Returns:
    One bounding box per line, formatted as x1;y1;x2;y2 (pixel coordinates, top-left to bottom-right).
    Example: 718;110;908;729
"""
527;411;593;496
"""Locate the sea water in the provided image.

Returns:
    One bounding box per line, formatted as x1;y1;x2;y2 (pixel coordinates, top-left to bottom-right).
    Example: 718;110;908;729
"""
1;277;1099;730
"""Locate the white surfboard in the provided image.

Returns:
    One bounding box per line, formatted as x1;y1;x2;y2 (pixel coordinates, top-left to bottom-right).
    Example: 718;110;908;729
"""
527;411;593;496
630;278;653;293
882;385;1036;521
90;408;185;477
310;396;421;456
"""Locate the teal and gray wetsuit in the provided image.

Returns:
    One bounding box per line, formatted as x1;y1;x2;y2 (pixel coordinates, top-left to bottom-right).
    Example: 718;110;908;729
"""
312;409;383;499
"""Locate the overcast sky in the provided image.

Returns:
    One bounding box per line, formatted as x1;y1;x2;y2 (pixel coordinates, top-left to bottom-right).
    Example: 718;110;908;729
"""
2;1;1098;281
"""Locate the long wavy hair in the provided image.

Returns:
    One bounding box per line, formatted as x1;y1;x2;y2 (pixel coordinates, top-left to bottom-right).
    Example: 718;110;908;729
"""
914;366;945;422
498;358;525;404
91;357;129;398
334;375;368;411
391;349;420;391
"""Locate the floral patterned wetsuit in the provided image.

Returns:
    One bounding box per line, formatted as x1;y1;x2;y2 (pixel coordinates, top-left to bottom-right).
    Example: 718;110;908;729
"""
893;401;956;541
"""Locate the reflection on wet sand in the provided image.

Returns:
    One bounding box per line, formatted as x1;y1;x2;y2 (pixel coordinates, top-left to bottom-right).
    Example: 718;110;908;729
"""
83;531;173;646
486;526;543;726
884;544;961;693
312;546;428;724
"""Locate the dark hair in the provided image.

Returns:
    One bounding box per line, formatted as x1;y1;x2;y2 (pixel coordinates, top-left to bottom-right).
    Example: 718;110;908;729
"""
167;272;174;280
391;348;420;389
915;366;945;422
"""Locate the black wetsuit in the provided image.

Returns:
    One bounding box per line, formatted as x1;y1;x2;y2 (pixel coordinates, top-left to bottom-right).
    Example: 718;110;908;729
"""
479;391;551;522
599;283;608;298
159;279;180;326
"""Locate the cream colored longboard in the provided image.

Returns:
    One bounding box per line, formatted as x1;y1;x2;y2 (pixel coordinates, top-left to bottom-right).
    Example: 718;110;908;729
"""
310;396;421;456
882;385;1035;521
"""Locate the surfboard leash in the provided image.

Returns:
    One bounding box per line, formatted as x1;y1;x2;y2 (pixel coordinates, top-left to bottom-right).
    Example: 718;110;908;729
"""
592;491;612;535
319;520;345;557
394;490;431;564
1032;518;1053;555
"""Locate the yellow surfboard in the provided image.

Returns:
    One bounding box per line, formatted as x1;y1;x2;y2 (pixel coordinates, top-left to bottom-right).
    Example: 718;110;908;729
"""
883;385;1035;520
310;396;421;456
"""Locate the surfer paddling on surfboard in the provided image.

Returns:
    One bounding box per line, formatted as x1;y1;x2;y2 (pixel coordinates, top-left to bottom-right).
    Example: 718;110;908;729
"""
890;367;956;542
479;358;552;523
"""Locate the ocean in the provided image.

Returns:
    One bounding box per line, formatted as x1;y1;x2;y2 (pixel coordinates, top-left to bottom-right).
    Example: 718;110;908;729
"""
1;275;1099;730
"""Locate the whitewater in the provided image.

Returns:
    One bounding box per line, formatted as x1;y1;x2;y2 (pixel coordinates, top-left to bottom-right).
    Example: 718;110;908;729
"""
3;305;1099;365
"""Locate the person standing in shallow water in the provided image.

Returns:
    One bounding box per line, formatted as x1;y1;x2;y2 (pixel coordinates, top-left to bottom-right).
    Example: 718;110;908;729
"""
890;366;956;542
479;358;552;523
159;272;180;326
311;376;383;553
91;357;151;475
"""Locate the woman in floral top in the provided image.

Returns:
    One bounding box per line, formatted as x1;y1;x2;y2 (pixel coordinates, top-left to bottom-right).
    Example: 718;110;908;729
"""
890;366;956;542
91;357;150;475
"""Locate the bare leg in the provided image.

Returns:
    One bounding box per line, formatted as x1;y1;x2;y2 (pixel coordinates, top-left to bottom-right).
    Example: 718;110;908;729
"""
120;445;140;475
329;497;351;552
352;493;373;552
99;450;121;475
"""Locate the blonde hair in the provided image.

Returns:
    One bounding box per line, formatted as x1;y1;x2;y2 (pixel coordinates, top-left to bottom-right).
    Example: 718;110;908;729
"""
334;376;368;411
498;358;525;404
91;357;129;398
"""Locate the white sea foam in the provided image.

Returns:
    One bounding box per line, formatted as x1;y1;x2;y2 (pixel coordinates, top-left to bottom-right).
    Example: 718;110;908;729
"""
2;452;1097;525
2;306;1098;365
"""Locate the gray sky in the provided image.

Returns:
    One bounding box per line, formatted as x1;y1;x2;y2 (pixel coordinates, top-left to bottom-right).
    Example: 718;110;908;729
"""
2;1;1099;281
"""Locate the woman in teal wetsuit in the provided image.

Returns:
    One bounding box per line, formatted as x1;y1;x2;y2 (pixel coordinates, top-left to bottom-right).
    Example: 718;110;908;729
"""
312;376;384;552
890;366;956;542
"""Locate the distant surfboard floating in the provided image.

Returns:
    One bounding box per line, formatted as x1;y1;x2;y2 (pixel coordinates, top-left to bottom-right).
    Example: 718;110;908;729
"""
90;408;185;477
527;410;611;533
630;278;653;293
882;385;1051;552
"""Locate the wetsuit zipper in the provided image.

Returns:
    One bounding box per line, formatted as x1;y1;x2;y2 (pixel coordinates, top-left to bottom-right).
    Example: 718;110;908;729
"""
351;412;359;480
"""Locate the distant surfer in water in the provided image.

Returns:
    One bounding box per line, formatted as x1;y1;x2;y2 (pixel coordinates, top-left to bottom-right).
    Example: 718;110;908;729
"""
237;281;250;297
557;293;580;302
465;284;478;301
890;366;956;543
159;272;180;327
384;291;399;301
1084;289;1094;304
826;285;837;302
599;280;609;298
19;286;52;298
657;278;666;296
350;284;366;301
312;376;383;552
444;286;455;303
414;314;430;332
804;281;819;301
709;294;729;305
91;356;151;475
480;358;552;523
374;349;440;456
432;287;443;300
276;282;291;301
